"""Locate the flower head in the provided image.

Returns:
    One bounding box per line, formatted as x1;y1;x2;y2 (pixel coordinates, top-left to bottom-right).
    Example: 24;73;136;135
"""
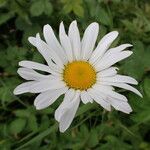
14;21;142;132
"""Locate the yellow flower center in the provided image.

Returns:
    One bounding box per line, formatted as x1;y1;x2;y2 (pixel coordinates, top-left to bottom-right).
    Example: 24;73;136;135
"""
63;61;96;90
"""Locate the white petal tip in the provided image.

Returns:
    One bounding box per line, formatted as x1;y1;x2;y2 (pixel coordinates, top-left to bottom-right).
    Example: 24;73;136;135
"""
114;67;119;70
138;92;143;98
35;106;43;110
18;61;22;66
17;68;21;74
33;100;36;106
18;61;27;67
36;33;40;38
43;24;52;37
133;80;138;85
105;31;119;41
44;24;50;29
112;31;119;36
71;20;77;25
28;37;36;45
13;88;20;95
125;51;133;57
59;126;67;133
28;37;32;42
18;61;21;65
105;108;111;111
119;108;133;114
82;101;89;104
128;44;133;47
109;107;112;111
124;108;133;114
13;90;17;95
125;111;132;114
91;22;99;27
60;21;64;25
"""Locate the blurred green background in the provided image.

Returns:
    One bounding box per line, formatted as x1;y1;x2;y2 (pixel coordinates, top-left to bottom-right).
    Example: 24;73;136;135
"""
0;0;150;149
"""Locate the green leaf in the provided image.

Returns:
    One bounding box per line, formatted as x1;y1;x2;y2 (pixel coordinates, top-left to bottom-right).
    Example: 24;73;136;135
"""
30;0;53;17
62;3;72;14
39;115;50;131
0;0;7;7
121;41;150;80
80;124;89;136
132;110;150;123
96;7;111;26
144;78;150;97
27;115;38;132
16;124;58;150
30;0;44;16
102;135;132;150
39;107;54;114
0;77;20;102
43;0;53;16
0;12;14;25
88;129;99;147
121;20;136;33
14;109;31;118
22;25;41;45
130;94;150;123
73;4;84;17
9;118;26;134
32;51;45;64
0;138;12;150
76;102;97;117
10;0;31;24
4;46;27;74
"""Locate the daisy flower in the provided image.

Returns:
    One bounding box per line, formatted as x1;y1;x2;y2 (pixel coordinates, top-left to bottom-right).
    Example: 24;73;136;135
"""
14;20;142;132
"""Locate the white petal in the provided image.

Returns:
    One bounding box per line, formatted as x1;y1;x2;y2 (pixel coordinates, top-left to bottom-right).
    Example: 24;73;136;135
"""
28;37;37;46
26;33;62;72
55;89;76;122
100;81;142;97
59;91;80;132
35;34;64;68
43;24;68;63
88;88;111;111
29;34;53;66
59;22;74;62
81;22;99;60
19;61;53;73
89;31;119;64
95;51;133;71
97;67;118;77
108;97;132;114
13;81;37;95
34;87;68;110
46;60;63;74
97;31;118;45
104;44;132;57
29;79;66;93
68;20;81;60
17;67;50;81
28;34;63;68
93;83;114;91
80;91;93;104
93;84;127;102
98;75;138;85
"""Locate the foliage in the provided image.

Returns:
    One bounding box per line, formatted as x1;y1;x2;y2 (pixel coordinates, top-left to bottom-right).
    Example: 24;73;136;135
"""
0;0;150;149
